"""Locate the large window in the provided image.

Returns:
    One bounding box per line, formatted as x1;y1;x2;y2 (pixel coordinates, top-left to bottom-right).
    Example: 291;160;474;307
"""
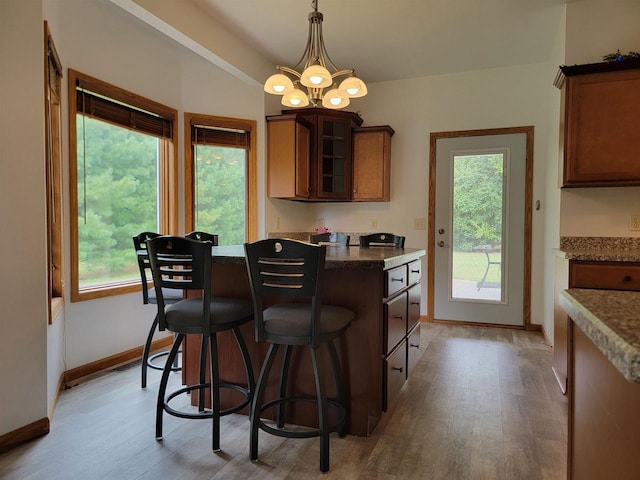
45;22;63;322
68;70;177;302
185;114;257;243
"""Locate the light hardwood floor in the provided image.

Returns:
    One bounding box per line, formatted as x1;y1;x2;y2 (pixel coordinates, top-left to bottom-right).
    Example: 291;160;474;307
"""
0;323;567;480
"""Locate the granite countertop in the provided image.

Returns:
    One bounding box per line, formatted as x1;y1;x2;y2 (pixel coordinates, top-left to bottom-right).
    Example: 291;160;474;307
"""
559;288;640;383
210;244;426;270
556;236;640;262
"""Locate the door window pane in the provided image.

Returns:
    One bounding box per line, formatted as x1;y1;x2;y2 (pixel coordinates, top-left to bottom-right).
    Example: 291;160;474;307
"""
450;153;504;302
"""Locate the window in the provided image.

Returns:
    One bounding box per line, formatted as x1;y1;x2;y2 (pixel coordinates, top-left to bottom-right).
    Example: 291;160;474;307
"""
185;113;257;243
45;22;64;322
68;70;178;302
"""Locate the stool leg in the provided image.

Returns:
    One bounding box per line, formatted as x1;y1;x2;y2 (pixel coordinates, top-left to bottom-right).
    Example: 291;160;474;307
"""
310;346;330;473
328;340;348;437
232;326;255;401
209;333;221;452
141;313;159;388
250;342;279;461
277;345;292;428
156;333;183;440
198;334;208;412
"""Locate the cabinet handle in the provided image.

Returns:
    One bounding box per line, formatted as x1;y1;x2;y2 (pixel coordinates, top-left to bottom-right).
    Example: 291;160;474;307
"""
623;275;632;282
391;277;404;282
393;315;404;320
410;343;419;349
410;269;420;274
392;366;403;372
410;301;420;306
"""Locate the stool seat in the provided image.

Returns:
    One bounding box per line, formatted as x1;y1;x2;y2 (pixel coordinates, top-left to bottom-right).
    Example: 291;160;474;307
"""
165;297;253;333
263;304;352;342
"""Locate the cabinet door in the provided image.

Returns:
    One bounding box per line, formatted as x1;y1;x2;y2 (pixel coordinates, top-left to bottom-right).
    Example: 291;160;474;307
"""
267;117;310;199
352;126;393;201
563;69;640;186
315;115;352;200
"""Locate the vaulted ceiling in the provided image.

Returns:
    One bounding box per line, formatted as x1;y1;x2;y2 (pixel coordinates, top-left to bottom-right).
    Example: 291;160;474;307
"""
193;0;568;84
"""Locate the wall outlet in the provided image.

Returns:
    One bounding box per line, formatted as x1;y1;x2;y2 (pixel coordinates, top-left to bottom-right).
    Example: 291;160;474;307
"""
413;217;427;230
276;216;280;230
630;214;640;231
371;219;378;229
317;218;325;228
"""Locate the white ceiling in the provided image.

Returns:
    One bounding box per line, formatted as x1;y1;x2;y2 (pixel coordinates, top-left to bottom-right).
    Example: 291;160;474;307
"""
193;0;568;84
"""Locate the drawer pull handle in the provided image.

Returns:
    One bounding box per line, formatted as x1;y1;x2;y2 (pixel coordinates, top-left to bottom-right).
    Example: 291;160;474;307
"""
392;366;404;372
410;301;420;306
393;315;404;320
410;269;420;274
410;343;419;349
623;275;632;282
391;277;404;282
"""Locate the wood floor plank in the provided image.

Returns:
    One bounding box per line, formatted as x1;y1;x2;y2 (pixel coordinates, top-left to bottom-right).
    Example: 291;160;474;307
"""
0;324;567;479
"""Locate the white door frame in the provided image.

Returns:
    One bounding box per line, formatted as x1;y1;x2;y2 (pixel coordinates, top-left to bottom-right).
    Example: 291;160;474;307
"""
428;127;534;329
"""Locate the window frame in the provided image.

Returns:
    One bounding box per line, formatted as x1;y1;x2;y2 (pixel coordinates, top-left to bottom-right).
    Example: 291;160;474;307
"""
45;21;64;322
184;113;257;242
68;69;178;302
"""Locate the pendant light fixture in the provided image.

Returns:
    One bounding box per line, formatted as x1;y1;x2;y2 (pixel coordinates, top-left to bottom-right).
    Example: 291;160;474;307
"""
264;0;367;109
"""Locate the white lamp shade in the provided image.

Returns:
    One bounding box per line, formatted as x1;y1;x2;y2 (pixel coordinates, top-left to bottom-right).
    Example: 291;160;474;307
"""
339;75;367;98
264;73;294;95
300;64;333;89
321;87;350;109
281;87;310;108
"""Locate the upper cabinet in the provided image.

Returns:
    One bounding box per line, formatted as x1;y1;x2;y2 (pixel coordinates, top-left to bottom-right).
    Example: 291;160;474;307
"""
556;60;640;187
352;126;395;201
266;109;393;202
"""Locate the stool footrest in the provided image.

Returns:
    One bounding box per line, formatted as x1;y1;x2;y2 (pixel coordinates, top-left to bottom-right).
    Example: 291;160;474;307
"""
163;382;251;420
147;349;181;372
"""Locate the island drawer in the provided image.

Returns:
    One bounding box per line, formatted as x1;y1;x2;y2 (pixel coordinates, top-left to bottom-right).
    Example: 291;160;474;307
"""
407;283;421;332
385;292;407;353
571;262;640;291
406;322;421;379
386;264;407;298
408;259;421;285
383;339;407;412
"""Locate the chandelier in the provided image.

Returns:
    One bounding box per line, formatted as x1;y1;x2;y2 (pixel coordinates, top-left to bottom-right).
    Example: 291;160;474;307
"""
263;0;367;109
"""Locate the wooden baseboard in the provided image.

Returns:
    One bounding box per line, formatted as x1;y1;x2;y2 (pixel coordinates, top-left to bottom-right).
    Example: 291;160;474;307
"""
64;336;173;385
0;417;49;454
540;324;552;346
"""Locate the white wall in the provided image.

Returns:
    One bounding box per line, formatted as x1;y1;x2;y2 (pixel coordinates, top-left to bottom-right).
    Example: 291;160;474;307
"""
0;0;49;436
560;0;640;238
49;0;266;372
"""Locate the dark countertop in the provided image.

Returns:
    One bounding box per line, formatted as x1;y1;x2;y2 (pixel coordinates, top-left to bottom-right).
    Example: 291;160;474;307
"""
560;288;640;383
211;245;426;270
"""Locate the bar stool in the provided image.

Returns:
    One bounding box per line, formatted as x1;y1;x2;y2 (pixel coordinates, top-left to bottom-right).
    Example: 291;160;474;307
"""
309;232;350;246
359;232;405;248
132;232;184;388
244;238;354;472
147;235;255;452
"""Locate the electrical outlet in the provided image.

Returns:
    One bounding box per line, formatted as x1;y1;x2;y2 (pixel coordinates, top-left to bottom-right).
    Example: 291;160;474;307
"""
276;216;281;230
413;217;427;230
317;218;325;228
630;214;640;231
371;219;378;229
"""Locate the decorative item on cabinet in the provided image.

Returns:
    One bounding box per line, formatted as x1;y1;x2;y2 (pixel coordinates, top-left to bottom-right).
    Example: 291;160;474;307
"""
352;126;394;201
555;59;640;187
266;108;393;202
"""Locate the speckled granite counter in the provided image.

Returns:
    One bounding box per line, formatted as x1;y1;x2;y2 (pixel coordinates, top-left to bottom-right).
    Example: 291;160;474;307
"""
559;288;640;383
210;244;426;270
557;236;640;262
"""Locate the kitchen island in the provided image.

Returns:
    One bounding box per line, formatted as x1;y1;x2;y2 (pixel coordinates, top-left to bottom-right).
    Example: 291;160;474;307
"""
184;244;426;437
559;288;640;480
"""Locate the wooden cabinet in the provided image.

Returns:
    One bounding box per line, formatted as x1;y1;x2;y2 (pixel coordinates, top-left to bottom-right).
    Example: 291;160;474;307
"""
352;126;394;201
553;258;640;393
569;324;640;479
557;61;640;187
382;260;421;411
266;115;311;199
266;109;393;202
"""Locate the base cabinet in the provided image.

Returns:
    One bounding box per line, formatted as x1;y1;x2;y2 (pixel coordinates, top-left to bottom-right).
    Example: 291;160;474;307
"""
382;260;422;411
569;324;640;479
